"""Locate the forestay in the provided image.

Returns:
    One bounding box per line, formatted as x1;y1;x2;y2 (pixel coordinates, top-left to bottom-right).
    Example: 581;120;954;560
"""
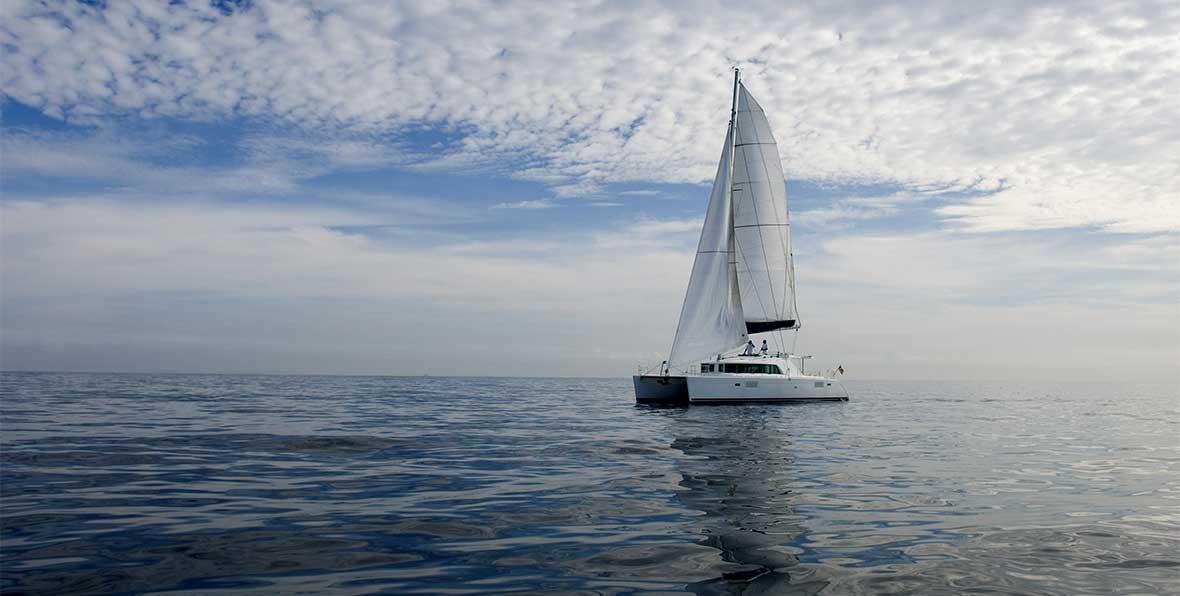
732;84;799;333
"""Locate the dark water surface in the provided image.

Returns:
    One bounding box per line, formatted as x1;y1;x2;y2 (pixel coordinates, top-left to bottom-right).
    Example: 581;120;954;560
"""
1;373;1177;595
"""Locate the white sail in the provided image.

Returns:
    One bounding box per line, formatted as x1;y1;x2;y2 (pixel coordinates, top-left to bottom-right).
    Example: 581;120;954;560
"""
667;125;748;367
731;83;799;333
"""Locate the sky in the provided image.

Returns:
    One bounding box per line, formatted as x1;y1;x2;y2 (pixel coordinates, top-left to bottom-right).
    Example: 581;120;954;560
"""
1;0;1177;381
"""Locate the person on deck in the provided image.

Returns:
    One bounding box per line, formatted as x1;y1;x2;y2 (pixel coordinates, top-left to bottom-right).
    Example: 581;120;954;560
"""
743;340;756;355
760;340;770;356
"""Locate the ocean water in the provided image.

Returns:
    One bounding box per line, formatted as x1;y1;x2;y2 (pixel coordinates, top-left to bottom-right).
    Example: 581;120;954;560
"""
0;373;1177;595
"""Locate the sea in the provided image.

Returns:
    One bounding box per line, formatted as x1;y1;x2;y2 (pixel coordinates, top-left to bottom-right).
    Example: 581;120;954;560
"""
0;373;1177;595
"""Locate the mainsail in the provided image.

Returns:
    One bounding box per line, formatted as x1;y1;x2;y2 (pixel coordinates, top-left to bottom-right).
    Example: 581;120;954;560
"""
732;83;799;333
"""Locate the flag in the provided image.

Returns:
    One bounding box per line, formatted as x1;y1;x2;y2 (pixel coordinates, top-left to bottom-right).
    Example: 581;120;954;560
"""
837;365;844;375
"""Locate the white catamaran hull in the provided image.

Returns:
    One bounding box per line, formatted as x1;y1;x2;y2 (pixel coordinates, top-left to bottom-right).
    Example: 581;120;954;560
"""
686;374;848;403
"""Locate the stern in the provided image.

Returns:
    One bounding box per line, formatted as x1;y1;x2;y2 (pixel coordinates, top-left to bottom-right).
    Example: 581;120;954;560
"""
633;375;689;405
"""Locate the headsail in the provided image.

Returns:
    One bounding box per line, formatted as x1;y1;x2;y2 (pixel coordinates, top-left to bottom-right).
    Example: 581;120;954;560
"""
731;83;799;334
667;125;747;367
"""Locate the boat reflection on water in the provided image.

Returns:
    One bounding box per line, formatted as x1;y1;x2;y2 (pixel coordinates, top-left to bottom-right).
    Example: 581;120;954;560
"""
664;407;830;595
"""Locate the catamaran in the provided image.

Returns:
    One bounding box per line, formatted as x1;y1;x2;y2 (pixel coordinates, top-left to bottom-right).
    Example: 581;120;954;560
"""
634;69;848;404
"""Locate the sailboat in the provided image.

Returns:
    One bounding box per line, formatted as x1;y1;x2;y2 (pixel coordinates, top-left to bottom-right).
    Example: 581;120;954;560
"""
634;69;849;404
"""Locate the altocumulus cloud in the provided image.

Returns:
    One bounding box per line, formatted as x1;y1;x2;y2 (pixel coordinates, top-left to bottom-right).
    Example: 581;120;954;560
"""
2;0;1177;231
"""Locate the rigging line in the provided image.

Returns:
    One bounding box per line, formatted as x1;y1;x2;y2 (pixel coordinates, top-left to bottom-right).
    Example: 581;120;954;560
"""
779;155;798;323
732;217;781;357
788;246;800;325
735;93;784;325
732;251;783;355
768;124;799;324
732;211;776;344
782;233;795;324
783;192;799;324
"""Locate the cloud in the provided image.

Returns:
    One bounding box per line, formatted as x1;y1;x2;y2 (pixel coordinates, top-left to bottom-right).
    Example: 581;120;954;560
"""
791;230;1179;381
0;126;418;197
2;0;1176;232
792;194;906;226
2;198;1174;379
0;198;697;375
491;199;555;210
801;231;1179;306
2;2;1176;380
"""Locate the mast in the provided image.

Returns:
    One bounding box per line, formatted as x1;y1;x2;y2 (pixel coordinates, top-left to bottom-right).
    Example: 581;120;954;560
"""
730;68;741;127
726;67;742;357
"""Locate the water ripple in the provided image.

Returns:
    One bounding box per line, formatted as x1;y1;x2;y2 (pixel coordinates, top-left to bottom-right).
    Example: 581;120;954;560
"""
1;373;1177;595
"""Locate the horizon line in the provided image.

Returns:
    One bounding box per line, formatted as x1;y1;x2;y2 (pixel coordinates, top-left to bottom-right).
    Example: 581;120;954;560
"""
2;369;1176;386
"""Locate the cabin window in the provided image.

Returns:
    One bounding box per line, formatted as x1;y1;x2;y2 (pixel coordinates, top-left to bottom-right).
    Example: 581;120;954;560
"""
720;363;782;374
700;364;711;373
